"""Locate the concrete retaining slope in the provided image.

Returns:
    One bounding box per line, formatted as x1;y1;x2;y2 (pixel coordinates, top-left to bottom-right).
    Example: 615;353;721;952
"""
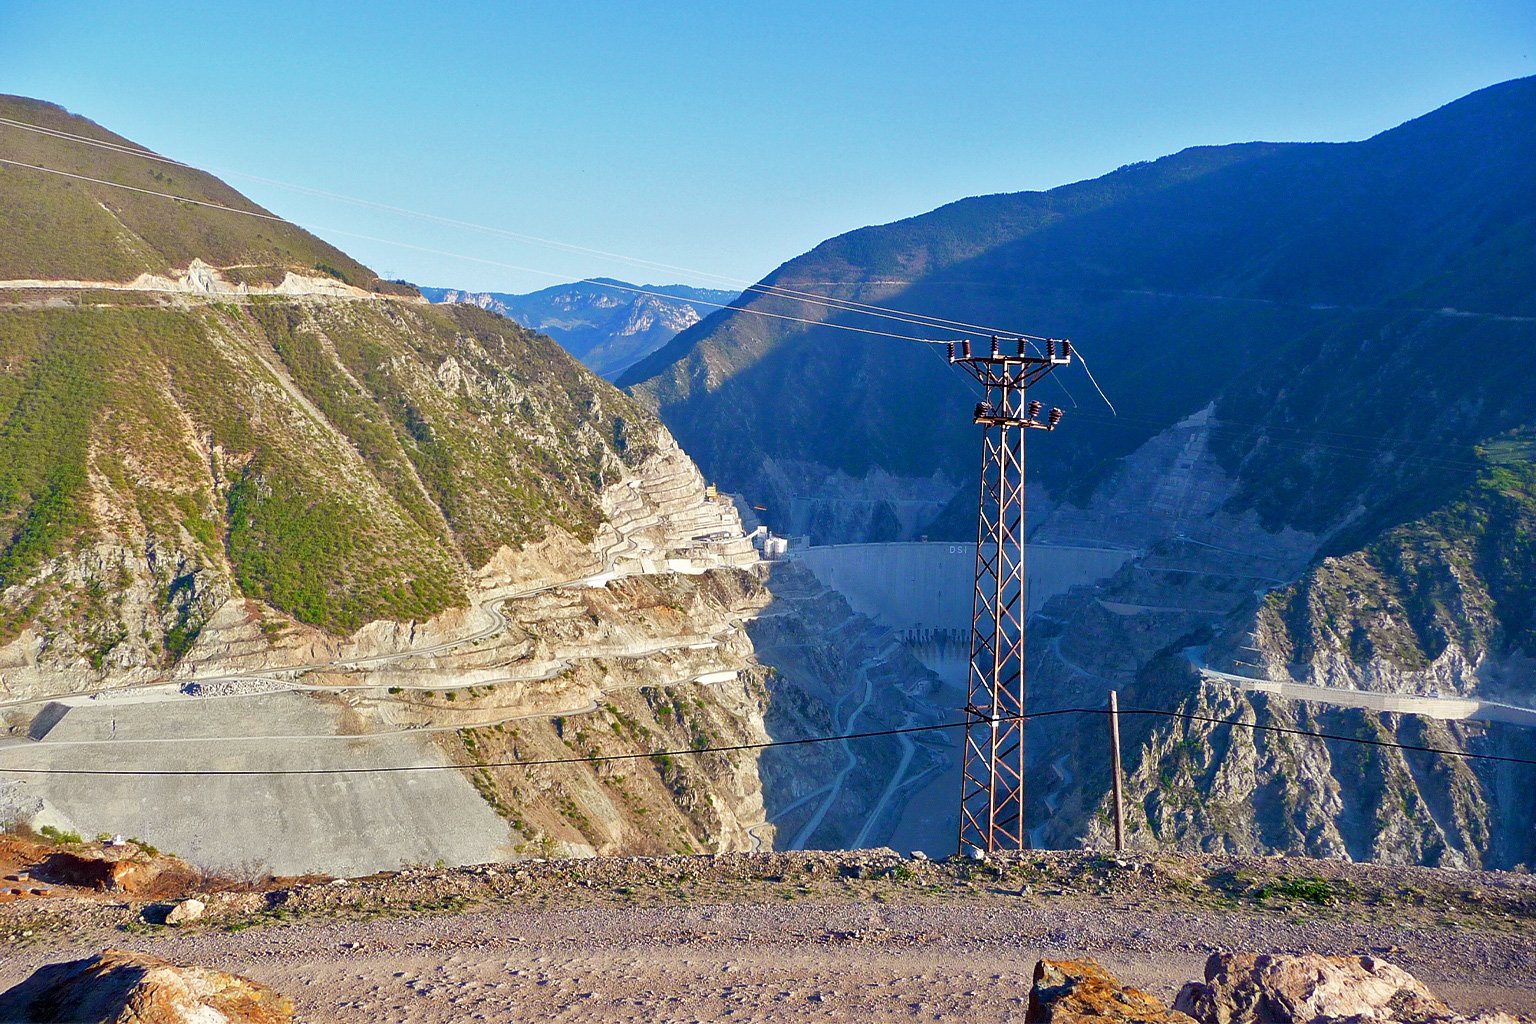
790;542;1136;631
0;692;512;876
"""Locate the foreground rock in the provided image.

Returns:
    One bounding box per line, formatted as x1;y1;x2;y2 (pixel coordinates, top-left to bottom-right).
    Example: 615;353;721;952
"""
1172;953;1529;1024
0;949;293;1023
1027;954;1531;1024
164;897;206;926
1028;958;1196;1024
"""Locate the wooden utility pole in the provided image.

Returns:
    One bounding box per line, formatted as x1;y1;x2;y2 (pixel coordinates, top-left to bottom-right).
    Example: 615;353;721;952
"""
1109;690;1125;853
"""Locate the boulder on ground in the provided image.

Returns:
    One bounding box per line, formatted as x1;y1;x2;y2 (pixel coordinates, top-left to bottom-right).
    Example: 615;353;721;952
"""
0;948;293;1023
1172;952;1525;1024
165;897;206;925
1028;958;1197;1024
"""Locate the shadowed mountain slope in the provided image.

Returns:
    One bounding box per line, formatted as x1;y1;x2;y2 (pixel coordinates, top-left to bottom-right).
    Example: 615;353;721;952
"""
625;77;1536;868
623;76;1536;546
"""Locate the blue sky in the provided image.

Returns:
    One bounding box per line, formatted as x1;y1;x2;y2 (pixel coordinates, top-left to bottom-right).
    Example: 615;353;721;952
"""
2;1;1532;293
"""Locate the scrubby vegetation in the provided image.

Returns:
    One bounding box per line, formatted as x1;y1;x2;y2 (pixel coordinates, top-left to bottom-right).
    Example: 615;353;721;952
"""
0;314;114;589
0;294;660;641
1261;454;1536;669
0;98;668;648
37;825;83;845
0;95;378;286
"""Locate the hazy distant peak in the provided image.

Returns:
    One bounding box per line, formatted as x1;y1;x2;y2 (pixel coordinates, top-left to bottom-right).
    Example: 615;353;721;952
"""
420;279;739;379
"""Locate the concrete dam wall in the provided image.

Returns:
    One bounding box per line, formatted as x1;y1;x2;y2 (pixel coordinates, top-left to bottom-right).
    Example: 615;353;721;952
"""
789;542;1137;634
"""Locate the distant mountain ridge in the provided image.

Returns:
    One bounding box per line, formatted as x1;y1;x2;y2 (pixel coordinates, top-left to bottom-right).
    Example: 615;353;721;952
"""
420;279;739;379
623;76;1536;546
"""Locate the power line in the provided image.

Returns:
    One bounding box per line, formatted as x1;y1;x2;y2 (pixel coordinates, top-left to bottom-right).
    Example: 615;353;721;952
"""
26;137;1489;465
1120;706;1536;767
0;713;1000;776
0;116;1122;407
0;131;1506;494
0;157;291;223
1073;348;1117;416
0;115;1054;343
0;156;955;346
0;705;1529;778
8;114;1526;454
15;114;1530;346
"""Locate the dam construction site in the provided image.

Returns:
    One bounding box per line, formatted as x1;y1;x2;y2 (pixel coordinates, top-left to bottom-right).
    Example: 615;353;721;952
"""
1;26;1535;1021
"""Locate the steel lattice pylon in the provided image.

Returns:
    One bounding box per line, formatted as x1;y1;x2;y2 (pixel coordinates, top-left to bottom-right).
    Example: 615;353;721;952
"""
949;336;1070;854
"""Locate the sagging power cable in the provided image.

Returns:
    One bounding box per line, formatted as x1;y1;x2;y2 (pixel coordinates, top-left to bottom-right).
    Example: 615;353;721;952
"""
0;116;1053;342
0;115;1122;409
0;705;1530;777
0;157;945;345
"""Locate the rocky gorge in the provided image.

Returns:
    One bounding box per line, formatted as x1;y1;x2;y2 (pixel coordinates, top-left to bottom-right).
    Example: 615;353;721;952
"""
0;96;809;874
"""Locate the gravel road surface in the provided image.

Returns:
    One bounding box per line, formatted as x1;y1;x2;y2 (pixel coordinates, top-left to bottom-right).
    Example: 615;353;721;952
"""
2;849;1532;1022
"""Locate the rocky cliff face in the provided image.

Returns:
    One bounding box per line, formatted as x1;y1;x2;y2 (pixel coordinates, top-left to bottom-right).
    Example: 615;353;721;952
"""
1090;464;1536;869
1030;421;1536;869
0;268;776;864
0;96;775;869
0;285;665;691
745;560;950;852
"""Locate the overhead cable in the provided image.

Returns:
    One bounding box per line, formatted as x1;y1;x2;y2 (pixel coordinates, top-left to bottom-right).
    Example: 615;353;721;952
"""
0;156;956;346
0;705;1530;777
0;116;1051;341
0;115;1114;405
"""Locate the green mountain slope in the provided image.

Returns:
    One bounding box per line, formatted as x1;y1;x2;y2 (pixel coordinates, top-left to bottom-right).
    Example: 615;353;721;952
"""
1265;457;1536;671
0;300;651;636
0;99;661;667
0;96;405;291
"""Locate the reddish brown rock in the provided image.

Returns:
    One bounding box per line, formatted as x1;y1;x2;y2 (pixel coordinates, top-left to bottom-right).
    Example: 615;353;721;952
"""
1029;958;1198;1024
32;850;121;890
33;850;151;892
32;848;196;896
0;948;293;1024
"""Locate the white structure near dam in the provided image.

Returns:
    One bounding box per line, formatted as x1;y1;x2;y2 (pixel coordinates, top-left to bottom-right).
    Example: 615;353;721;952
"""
790;542;1136;634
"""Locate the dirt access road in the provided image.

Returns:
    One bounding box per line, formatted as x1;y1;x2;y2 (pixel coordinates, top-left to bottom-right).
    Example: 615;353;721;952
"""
2;850;1533;1023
